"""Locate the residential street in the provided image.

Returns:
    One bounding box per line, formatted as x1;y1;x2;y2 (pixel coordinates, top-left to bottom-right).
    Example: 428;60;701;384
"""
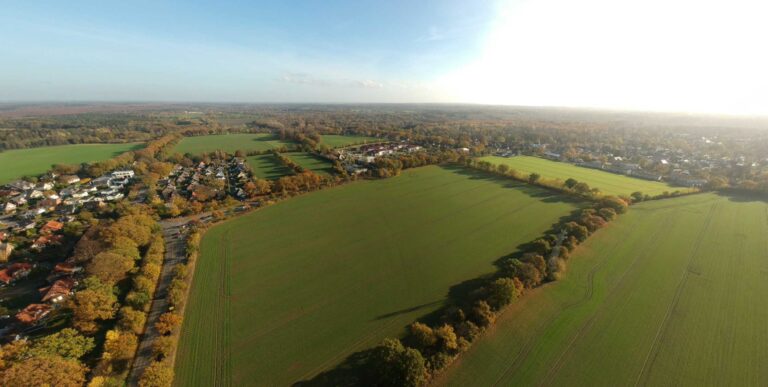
126;217;194;386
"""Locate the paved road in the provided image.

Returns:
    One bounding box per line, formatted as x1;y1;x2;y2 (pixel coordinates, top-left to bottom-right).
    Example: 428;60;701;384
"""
126;219;191;386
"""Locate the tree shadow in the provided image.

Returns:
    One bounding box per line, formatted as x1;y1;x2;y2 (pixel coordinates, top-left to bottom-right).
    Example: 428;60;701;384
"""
439;165;583;205
374;300;443;320
716;189;768;203
293;348;376;387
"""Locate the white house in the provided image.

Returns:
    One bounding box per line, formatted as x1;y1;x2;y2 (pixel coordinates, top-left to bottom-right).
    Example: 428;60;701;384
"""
111;170;135;179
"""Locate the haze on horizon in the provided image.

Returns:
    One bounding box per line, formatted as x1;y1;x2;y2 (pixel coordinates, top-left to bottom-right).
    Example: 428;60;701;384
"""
1;0;766;116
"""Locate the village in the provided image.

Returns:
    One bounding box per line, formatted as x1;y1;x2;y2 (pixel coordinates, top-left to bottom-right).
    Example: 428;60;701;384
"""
0;168;135;336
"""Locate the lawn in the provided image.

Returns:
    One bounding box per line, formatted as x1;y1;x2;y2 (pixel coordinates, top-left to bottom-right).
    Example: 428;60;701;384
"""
320;134;380;148
479;155;684;197
173;133;294;155
246;154;294;180
437;193;768;386
174;166;580;386
286;152;335;176
0;143;143;184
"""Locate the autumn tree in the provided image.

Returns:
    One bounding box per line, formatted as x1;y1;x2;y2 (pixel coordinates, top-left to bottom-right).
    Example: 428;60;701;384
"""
0;356;88;387
69;277;118;334
155;313;182;335
139;361;174;387
87;251;135;284
27;328;95;360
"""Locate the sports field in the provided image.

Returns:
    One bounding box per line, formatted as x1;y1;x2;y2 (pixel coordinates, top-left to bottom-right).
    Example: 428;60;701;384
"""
320;134;379;148
173;133;294;154
246;154;294;180
174;166;580;386
0;143;143;184
479;155;682;197
287;152;335;176
438;193;768;386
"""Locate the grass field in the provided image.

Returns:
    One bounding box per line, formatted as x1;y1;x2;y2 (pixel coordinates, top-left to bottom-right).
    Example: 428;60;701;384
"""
0;143;143;184
174;166;580;386
173;133;294;155
437;193;768;386
479;155;683;197
246;154;294;180
320;134;380;148
287;152;335;176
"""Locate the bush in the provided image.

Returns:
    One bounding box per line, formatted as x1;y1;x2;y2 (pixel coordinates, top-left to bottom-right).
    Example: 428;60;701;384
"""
139;361;174;387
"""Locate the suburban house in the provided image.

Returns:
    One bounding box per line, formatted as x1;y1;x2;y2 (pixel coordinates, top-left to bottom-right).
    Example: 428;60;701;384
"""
0;262;33;285
40;220;64;234
0;243;13;262
58;175;81;185
111;170;135;179
40;278;76;303
15;304;52;324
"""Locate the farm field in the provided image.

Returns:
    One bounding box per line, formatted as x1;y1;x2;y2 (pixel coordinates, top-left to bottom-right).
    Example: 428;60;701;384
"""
438;193;768;386
0;143;143;184
173;133;294;154
286;152;335;176
320;134;380;148
246;154;294;180
174;166;581;386
479;155;684;197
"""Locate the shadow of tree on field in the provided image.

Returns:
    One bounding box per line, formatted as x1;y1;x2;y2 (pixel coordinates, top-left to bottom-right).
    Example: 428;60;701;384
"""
293;348;377;387
439;164;584;205
374;300;443;320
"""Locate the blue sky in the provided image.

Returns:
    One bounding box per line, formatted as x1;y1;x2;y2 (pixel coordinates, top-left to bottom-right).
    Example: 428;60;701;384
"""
0;0;494;103
1;0;767;114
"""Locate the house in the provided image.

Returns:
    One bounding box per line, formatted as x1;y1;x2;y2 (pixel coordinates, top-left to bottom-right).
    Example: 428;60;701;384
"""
54;262;82;275
16;304;52;324
111;170;135;179
4;202;16;214
0;262;33;285
7;181;34;191
36;182;54;191
28;190;44;199
0;243;14;262
39;197;62;209
58;175;81;185
40;278;76;303
31;234;63;250
40;220;64;234
11;195;27;206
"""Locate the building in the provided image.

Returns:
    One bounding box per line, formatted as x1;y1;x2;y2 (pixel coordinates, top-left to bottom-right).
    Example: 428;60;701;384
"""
58;175;81;185
16;304;52;324
0;262;33;285
111;170;135;179
40;220;64;234
41;278;76;303
0;243;14;262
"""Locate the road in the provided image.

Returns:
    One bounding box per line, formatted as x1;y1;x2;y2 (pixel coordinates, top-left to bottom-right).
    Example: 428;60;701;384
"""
126;217;196;386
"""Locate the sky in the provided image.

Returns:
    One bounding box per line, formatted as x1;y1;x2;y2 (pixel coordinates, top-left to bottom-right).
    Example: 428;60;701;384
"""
1;0;766;115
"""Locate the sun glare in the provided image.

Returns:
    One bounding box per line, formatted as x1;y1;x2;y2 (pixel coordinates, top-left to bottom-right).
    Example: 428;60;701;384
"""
442;0;768;115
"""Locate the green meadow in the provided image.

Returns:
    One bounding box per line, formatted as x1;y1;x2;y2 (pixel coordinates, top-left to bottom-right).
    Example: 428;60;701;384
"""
173;133;294;155
286;152;335;176
174;166;579;386
246;154;294;180
480;155;684;197
0;143;142;184
438;193;768;386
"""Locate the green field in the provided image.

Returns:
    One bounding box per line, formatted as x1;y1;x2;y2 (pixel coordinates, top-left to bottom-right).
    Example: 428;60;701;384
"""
173;133;294;155
246;154;294;180
438;193;768;386
320;134;380;148
174;166;580;386
480;155;683;197
0;143;143;184
287;152;335;176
